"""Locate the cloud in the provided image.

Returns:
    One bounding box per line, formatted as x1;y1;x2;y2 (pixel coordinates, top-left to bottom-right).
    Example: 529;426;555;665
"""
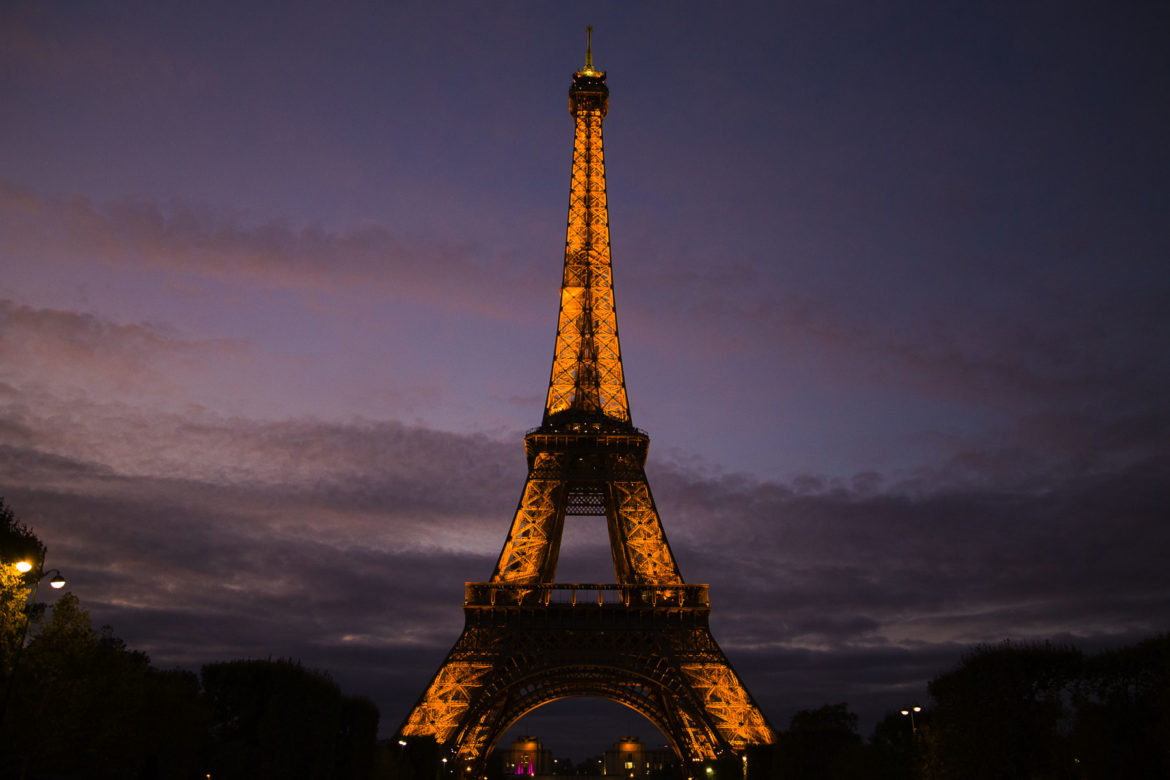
0;182;544;319
0;299;245;402
3;386;1166;740
629;269;1169;417
664;447;1170;648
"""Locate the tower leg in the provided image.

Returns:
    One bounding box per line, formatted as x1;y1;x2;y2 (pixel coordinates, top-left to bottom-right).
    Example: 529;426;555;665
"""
398;593;774;776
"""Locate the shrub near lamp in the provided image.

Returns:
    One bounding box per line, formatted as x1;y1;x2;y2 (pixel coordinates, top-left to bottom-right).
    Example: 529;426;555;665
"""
0;560;67;727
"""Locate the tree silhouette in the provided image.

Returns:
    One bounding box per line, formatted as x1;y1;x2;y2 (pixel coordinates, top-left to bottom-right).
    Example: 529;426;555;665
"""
202;658;379;780
0;592;208;780
776;703;868;780
927;640;1082;780
1070;633;1170;778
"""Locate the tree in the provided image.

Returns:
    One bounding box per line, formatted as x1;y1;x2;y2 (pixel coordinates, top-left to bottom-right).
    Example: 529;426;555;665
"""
202;658;380;780
927;640;1082;780
337;694;381;780
0;498;45;680
775;703;869;780
1070;633;1170;778
0;499;44;567
0;593;208;780
869;709;920;780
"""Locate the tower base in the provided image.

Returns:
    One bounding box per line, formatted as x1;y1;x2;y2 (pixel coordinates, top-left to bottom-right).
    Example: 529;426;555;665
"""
400;584;774;777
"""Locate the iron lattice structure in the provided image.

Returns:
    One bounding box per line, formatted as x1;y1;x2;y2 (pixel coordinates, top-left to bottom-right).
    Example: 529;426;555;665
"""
399;35;774;777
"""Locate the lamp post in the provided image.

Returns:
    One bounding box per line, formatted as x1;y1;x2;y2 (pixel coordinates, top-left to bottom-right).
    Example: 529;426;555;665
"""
0;560;67;729
900;705;922;737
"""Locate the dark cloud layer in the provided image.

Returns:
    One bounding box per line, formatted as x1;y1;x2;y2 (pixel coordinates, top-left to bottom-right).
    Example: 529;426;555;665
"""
3;393;1166;749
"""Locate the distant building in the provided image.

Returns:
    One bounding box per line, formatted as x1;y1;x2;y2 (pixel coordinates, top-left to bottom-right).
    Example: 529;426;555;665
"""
490;734;678;778
499;735;552;776
603;736;678;778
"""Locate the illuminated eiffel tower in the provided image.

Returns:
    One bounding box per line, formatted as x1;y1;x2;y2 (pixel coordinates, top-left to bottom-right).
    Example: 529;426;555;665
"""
398;31;774;777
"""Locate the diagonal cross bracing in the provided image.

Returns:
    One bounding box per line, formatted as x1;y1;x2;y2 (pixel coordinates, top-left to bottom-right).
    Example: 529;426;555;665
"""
545;94;630;424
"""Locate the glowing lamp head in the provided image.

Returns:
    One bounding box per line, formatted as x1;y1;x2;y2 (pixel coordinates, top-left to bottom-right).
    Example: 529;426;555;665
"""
50;574;66;589
15;560;33;573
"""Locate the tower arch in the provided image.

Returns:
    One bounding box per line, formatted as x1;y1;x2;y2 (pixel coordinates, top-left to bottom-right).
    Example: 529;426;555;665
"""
453;657;745;767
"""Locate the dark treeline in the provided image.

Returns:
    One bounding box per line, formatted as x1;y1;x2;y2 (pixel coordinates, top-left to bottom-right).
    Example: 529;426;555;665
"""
4;499;1168;779
747;636;1170;780
1;499;400;780
0;590;386;780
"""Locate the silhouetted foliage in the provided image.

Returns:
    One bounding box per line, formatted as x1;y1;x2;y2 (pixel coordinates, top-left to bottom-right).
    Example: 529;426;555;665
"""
1;504;384;779
927;640;1083;780
0;593;209;780
0;498;44;566
202;658;378;780
742;742;778;780
775;703;869;780
868;708;923;780
0;497;46;679
381;735;444;780
1069;633;1170;779
338;694;382;780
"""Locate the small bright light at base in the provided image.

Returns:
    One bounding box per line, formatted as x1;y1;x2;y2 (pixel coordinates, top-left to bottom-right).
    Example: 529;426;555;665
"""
15;561;32;573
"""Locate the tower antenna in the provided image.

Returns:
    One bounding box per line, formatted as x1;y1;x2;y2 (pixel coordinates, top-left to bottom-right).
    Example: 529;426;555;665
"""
584;25;594;72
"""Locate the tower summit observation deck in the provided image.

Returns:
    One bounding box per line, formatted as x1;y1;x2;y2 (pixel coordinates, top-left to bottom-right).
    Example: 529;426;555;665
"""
398;31;775;776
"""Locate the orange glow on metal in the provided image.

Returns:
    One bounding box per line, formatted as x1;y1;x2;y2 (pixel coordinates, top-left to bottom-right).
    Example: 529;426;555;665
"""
491;452;565;583
680;664;775;749
544;100;630;425
610;478;681;584
400;660;493;743
397;40;774;777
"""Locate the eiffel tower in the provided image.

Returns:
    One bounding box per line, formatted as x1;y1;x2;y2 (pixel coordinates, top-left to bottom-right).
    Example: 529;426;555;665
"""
398;31;774;777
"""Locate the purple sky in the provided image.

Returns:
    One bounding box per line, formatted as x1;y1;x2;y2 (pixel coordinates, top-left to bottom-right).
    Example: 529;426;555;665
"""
2;0;1168;759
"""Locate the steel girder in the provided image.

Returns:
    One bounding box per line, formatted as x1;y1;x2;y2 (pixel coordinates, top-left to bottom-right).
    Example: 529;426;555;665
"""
400;603;771;777
544;98;629;426
489;431;682;586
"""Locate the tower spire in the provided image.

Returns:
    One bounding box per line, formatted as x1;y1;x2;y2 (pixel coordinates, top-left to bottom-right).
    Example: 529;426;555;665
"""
546;27;622;428
583;25;594;74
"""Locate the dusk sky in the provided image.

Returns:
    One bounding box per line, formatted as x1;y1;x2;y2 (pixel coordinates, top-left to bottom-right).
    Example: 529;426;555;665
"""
2;0;1168;759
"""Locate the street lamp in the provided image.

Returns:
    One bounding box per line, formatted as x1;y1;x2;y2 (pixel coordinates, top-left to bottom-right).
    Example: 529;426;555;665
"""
0;560;67;727
900;705;922;737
